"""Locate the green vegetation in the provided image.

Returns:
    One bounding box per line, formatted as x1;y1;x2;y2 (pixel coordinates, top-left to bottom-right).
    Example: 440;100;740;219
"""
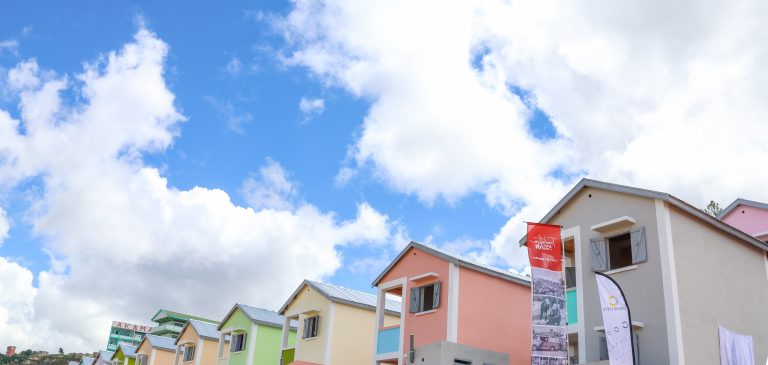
0;350;89;365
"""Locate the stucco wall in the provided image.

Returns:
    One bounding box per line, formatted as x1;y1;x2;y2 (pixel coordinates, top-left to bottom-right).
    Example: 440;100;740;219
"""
670;204;768;364
548;187;670;364
221;309;254;365
457;266;530;365
722;204;768;237
288;287;330;364
253;324;283;365
329;303;398;364
378;247;450;352
151;350;176;365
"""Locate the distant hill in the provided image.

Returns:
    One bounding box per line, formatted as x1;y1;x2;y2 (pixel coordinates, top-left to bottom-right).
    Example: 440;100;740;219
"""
0;350;95;365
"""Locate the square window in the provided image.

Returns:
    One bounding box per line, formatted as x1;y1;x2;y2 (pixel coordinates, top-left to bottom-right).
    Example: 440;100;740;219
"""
230;333;247;352
302;316;319;339
183;346;195;362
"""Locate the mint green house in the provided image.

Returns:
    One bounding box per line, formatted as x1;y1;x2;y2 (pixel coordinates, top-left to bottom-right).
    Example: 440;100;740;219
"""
112;343;137;365
215;304;296;365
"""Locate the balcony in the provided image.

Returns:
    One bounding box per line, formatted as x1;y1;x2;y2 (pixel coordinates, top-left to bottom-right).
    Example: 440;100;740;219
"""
376;326;400;355
566;289;577;324
280;348;295;365
150;323;184;334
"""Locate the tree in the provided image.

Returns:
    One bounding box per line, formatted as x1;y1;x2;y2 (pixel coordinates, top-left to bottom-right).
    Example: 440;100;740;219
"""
702;200;723;217
58;348;63;355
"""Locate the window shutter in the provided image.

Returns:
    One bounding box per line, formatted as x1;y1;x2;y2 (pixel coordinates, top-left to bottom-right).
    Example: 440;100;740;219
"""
590;238;608;271
410;287;420;313
241;333;246;351
630;227;647;264
598;336;608;360
432;282;441;308
313;316;319;337
302;319;308;339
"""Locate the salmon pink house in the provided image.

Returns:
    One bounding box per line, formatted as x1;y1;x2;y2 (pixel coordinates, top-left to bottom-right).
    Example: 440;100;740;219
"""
372;241;532;365
718;198;768;242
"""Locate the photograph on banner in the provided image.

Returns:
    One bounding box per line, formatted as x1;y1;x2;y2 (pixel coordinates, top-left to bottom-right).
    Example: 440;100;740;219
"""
532;267;565;296
533;295;566;326
532;325;568;357
531;356;569;365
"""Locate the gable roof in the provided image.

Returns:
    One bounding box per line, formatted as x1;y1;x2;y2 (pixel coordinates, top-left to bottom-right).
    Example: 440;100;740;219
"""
523;178;768;252
117;344;137;358
279;280;402;315
371;241;530;287
178;319;221;342
717;198;768;219
94;351;113;364
217;304;290;330
139;334;176;352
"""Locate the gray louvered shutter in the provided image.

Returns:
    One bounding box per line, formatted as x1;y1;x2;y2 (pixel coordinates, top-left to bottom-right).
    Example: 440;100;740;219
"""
432;282;441;308
313;316;319;337
410;287;420;313
631;227;647;264
590;237;608;271
241;333;246;351
599;336;609;360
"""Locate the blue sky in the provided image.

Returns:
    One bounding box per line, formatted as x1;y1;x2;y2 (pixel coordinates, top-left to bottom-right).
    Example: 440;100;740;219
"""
3;0;768;352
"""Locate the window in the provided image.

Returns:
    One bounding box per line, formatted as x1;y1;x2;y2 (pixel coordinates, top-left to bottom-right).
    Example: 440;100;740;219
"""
136;355;146;365
183;346;195;362
302;316;319;339
590;227;647;272
230;333;247;352
409;281;441;313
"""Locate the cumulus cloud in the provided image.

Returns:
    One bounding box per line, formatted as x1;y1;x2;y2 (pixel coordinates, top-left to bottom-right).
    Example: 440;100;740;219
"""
241;158;298;210
0;27;398;351
0;39;19;57
204;96;253;133
298;96;325;121
223;56;242;77
0;208;9;245
276;0;768;271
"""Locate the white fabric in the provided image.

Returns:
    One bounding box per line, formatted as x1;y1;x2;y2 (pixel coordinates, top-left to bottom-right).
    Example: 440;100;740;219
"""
719;326;754;365
595;274;634;365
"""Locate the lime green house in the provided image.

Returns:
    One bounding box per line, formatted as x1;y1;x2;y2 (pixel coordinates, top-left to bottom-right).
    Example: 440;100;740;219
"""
215;304;296;365
112;343;137;365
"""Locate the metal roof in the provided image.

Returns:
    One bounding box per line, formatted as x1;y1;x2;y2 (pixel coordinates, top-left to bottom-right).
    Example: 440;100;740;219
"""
520;178;768;252
279;280;402;315
79;356;94;365
371;241;531;287
217;304;291;330
188;319;220;340
151;309;217;324
144;334;176;351
717;198;768;219
117;343;137;358
95;351;114;364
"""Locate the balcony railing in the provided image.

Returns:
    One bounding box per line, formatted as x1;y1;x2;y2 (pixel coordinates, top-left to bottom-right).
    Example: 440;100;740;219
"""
566;289;577;324
279;348;295;365
376;326;400;355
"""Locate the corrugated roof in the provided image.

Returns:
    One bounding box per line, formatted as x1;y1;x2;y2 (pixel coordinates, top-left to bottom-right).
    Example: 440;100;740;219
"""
371;241;531;287
145;334;176;351
80;356;94;365
188;319;220;340
118;343;137;357
310;280;402;313
237;304;286;328
97;351;114;364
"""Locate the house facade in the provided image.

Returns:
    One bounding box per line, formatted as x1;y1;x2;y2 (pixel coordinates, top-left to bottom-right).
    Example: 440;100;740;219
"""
718;198;768;242
216;304;294;365
173;319;225;365
372;241;532;365
112;344;138;365
106;321;152;351
530;179;768;364
277;280;400;365
136;334;177;365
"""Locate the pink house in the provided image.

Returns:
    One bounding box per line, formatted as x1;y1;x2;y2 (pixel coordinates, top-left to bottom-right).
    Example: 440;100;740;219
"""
719;198;768;242
372;241;531;365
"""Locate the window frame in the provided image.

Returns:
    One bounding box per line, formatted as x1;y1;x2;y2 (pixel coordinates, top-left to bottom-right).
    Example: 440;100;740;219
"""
183;346;195;362
410;281;441;314
606;232;633;271
230;333;247;353
302;315;319;339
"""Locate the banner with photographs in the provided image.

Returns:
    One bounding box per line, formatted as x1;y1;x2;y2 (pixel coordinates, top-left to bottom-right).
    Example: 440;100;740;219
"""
527;222;568;364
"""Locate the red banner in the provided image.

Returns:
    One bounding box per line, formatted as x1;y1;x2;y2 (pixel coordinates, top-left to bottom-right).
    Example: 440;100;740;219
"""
527;223;562;271
527;222;568;365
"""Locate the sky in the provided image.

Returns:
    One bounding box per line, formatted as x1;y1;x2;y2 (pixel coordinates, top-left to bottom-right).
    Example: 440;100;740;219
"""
1;0;768;353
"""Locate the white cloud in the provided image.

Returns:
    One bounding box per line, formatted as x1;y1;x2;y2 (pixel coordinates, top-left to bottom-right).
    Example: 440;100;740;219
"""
204;96;253;133
0;208;8;245
298;97;325;121
277;0;768;270
241;159;298;210
0;39;19;56
0;27;399;352
224;56;242;77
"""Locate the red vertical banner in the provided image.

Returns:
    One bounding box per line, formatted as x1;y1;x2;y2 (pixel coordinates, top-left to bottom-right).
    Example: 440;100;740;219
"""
527;223;568;365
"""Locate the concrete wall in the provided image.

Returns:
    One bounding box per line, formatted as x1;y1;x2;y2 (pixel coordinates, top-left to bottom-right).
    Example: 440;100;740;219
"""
329;303;398;365
548;187;670;364
378;247;450;352
253;324;283;365
220;309;252;365
722;204;768;238
669;204;768;364
289;287;330;364
457;266;531;365
413;341;508;365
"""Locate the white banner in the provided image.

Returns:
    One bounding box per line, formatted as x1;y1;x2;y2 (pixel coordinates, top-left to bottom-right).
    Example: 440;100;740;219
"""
595;273;634;365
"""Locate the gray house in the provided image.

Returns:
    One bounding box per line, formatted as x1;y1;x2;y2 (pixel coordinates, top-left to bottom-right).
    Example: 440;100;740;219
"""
525;179;768;364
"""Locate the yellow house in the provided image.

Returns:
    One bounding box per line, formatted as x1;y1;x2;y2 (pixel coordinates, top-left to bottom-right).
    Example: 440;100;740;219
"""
136;334;176;365
173;319;227;365
277;280;401;365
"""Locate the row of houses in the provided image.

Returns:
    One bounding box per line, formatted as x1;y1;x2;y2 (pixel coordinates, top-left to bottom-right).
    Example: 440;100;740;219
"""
76;179;768;364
